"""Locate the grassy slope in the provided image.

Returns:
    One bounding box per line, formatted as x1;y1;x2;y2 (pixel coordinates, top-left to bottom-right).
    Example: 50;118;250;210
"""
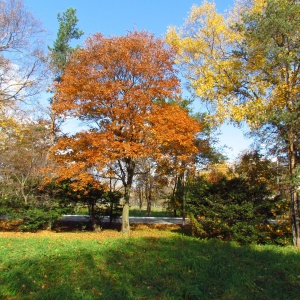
0;227;300;300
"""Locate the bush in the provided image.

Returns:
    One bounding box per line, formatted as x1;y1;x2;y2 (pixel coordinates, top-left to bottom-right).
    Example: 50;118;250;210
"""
0;196;68;232
187;176;290;245
18;206;64;232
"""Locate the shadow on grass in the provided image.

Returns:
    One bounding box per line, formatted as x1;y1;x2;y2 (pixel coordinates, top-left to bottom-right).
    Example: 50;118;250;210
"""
1;237;300;299
52;220;122;232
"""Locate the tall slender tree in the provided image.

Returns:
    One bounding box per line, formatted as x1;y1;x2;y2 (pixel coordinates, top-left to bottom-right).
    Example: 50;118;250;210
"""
48;8;84;143
49;7;84;82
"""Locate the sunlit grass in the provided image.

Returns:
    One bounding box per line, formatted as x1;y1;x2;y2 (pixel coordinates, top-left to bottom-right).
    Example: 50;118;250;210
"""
129;205;172;217
69;205;172;217
0;227;300;299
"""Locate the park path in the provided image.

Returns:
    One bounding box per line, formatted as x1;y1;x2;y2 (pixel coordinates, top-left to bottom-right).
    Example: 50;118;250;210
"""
62;215;188;225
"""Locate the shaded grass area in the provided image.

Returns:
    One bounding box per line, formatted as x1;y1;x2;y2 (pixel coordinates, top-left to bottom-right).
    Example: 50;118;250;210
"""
0;229;300;300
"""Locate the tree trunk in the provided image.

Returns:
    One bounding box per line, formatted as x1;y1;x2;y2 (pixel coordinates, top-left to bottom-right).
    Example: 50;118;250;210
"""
138;187;143;213
180;171;186;225
120;158;135;234
146;200;151;217
290;188;300;246
46;220;53;231
89;203;101;232
182;184;186;226
50;103;57;146
122;201;130;234
122;184;132;234
289;139;300;247
146;182;152;217
109;202;113;225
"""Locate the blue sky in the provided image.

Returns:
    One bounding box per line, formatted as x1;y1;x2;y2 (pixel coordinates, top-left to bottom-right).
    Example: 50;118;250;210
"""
27;1;235;39
26;0;251;161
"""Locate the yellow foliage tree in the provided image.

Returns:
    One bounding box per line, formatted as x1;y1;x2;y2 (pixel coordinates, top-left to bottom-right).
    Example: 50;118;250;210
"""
0;116;50;204
166;0;300;246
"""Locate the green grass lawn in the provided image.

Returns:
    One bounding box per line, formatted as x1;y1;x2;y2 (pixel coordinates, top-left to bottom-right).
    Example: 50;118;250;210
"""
129;206;172;217
73;205;172;217
0;228;300;300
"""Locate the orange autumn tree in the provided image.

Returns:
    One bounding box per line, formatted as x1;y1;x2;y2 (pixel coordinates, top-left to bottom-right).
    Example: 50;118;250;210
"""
52;31;201;233
151;102;202;221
